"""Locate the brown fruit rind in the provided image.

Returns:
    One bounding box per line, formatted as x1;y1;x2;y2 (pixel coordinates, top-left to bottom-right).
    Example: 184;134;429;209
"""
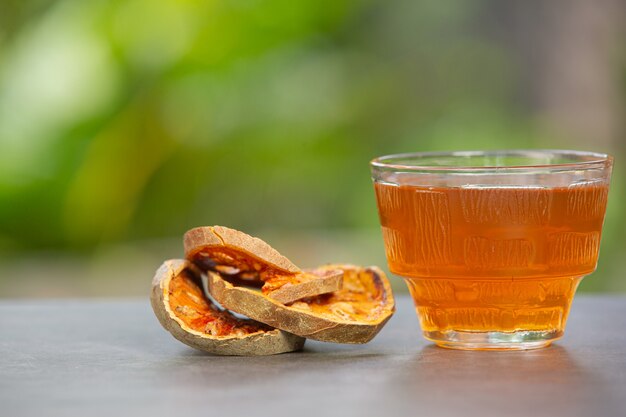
264;268;344;305
208;264;395;344
184;226;300;275
150;259;305;356
184;226;343;302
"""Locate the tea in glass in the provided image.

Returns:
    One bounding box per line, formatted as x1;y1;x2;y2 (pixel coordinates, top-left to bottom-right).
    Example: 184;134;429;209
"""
371;150;613;350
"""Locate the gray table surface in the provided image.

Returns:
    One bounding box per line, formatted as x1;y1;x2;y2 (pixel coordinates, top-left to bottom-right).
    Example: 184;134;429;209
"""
1;295;625;417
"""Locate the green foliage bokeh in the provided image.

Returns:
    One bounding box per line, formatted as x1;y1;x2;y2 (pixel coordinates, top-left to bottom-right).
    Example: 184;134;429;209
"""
0;0;623;292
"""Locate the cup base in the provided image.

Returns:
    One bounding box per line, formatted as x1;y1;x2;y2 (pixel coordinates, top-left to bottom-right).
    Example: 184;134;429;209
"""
423;329;562;351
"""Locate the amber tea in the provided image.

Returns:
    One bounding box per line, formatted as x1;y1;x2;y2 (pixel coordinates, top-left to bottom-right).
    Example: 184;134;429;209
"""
371;151;613;350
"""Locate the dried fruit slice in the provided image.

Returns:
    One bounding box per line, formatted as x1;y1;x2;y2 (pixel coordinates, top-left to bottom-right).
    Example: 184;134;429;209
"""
263;268;343;305
150;259;305;355
184;225;300;274
184;226;342;303
208;264;395;344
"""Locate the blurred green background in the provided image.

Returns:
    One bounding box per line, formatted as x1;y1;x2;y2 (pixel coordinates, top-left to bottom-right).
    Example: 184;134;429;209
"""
0;0;624;297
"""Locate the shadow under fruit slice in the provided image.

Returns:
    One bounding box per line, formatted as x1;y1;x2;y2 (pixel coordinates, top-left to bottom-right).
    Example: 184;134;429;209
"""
208;264;396;344
184;226;342;303
150;259;305;355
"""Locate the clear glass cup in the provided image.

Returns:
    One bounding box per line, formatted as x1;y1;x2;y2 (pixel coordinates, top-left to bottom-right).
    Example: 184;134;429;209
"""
370;150;613;350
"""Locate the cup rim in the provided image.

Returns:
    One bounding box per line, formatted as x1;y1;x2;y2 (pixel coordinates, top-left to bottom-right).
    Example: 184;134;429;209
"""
370;149;613;172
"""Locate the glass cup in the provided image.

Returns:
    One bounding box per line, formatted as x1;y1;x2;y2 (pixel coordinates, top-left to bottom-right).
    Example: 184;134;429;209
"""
370;150;613;350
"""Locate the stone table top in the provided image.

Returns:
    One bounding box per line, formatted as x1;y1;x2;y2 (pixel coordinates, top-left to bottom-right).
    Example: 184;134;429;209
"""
1;295;625;417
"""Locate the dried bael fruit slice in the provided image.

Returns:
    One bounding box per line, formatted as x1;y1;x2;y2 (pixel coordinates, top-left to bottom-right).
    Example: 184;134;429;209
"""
150;259;305;356
208;264;395;344
263;268;343;305
184;226;342;303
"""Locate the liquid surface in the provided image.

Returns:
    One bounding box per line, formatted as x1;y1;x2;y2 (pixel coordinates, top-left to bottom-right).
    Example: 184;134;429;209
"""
374;182;609;333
